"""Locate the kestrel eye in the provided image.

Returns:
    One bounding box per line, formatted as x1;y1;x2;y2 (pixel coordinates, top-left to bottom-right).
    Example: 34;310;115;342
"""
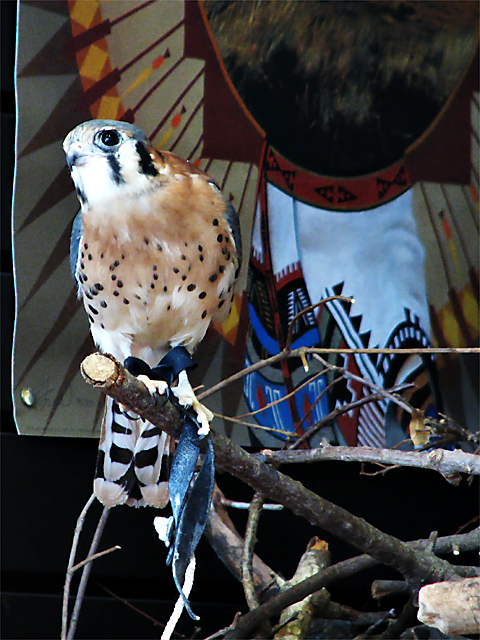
97;130;121;148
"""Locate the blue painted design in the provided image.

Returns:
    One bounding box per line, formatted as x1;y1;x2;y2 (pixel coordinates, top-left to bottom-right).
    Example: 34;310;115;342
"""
244;353;330;441
248;303;280;355
248;304;321;356
291;328;322;350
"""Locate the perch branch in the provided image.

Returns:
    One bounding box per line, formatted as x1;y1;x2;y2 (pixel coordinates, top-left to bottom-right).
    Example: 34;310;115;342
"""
262;444;480;481
81;352;184;436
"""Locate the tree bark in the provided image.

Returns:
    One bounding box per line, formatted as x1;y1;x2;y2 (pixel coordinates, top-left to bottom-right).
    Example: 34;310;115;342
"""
81;352;472;638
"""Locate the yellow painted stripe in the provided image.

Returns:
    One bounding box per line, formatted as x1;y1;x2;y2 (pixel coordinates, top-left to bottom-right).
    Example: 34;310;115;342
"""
70;0;99;29
461;283;480;337
157;129;173;149
96;95;122;120
79;44;108;82
121;66;152;98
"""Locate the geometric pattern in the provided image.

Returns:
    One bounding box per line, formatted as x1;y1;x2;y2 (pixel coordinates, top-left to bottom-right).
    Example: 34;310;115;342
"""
266;145;411;211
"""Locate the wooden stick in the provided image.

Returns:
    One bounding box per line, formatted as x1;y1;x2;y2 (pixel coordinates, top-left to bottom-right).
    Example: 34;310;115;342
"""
66;506;111;640
61;494;96;640
242;493;266;611
262;445;480;481
418;578;480;635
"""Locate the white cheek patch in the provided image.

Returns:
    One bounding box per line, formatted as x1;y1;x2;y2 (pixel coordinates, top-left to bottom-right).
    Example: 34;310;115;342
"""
71;139;154;209
72;157;122;207
117;142;143;182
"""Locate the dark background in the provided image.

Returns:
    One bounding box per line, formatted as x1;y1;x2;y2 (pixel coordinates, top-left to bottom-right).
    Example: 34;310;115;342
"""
1;3;478;639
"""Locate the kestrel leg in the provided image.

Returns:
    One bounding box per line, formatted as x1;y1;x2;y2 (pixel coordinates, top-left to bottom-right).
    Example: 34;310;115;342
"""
171;370;214;437
137;375;169;398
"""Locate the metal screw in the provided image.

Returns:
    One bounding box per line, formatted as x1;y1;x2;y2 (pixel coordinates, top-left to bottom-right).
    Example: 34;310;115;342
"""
20;387;35;407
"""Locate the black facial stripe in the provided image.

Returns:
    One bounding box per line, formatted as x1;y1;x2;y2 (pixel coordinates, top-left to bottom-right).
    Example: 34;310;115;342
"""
76;186;87;205
107;154;124;185
136;141;159;178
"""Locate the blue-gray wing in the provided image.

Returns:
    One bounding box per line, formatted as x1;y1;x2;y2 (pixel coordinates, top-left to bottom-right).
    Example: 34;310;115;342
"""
70;211;83;281
207;180;242;270
225;200;242;270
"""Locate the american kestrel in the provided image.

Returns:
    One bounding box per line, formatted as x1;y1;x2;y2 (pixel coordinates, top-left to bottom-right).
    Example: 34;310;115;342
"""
64;120;241;508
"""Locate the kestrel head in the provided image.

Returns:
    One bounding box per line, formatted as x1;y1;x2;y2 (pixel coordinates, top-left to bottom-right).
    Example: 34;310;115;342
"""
64;120;162;208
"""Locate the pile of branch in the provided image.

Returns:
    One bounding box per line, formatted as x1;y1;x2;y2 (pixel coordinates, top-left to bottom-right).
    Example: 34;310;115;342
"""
70;353;480;640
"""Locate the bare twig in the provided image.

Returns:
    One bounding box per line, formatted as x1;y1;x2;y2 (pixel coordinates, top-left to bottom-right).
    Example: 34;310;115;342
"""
61;494;96;640
353;608;396;639
295;376;343;431
218;384;409;442
416;414;480;453
237;368;328;419
313;354;415;415
198;351;290;400
289;392;386;449
198;345;480;400
98;583;167;631
66;506;111;640
436;413;480;444
203;614;241;640
242;493;266;611
455;515;480;535
213;412;294;435
205;489;284;602
262;445;480;481
70;545;120;572
284;296;354;350
221;497;283;511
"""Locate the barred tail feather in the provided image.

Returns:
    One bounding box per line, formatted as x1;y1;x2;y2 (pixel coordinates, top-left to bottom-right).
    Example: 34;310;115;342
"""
94;397;170;508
